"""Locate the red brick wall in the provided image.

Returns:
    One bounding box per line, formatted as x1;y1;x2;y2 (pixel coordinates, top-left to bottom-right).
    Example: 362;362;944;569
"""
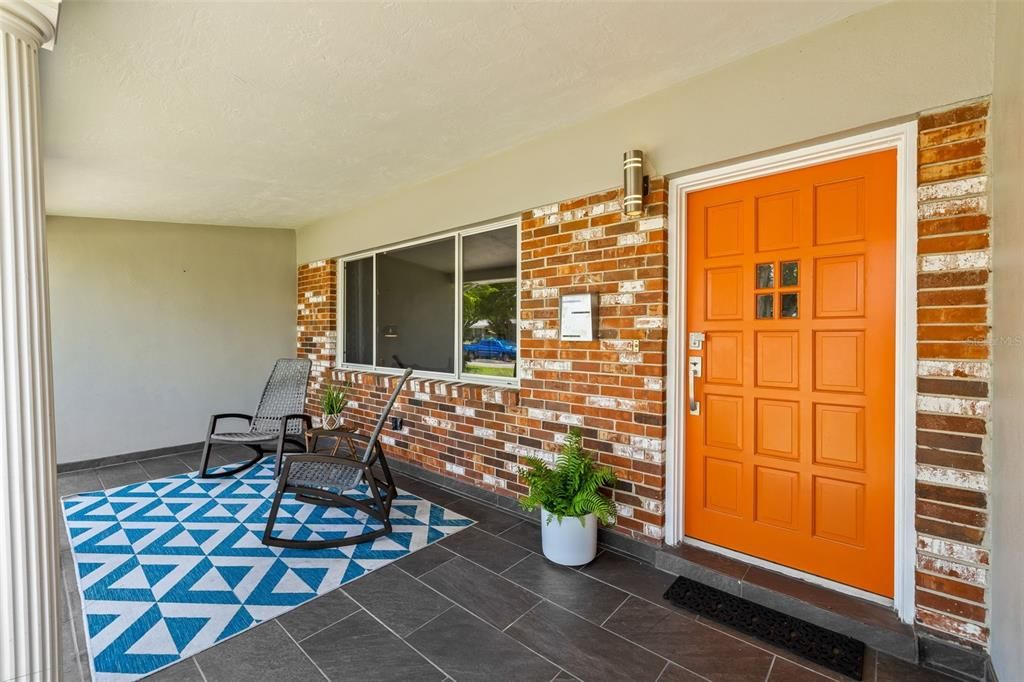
914;98;992;647
297;183;669;545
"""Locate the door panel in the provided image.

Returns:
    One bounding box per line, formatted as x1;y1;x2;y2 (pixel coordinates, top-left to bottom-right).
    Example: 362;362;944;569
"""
684;149;896;597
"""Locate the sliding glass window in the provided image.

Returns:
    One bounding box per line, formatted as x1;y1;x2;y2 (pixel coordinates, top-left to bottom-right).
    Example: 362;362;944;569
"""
338;220;519;385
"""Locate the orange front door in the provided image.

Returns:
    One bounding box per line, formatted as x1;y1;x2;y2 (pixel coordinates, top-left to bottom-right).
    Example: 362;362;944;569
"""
684;150;896;597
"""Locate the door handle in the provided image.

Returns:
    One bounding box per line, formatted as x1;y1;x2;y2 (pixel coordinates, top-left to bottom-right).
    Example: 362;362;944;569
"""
688;357;702;415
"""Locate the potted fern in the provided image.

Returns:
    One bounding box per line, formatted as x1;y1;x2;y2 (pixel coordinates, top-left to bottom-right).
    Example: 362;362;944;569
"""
320;383;349;430
518;428;617;566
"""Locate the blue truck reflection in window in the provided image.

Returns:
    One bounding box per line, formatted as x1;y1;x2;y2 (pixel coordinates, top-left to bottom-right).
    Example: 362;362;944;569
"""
463;337;517;361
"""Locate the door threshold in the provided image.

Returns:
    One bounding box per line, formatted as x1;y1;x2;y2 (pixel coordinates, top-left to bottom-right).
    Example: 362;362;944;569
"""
655;541;918;663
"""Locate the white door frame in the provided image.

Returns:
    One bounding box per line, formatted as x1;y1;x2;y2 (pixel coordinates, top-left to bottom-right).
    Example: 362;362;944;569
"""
664;121;918;623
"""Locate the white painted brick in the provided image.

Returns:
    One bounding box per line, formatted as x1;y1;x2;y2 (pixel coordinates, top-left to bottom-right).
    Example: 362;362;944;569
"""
532;203;558;217
602;339;634;351
422;416;440;427
473;427;496;439
631;436;665;452
643;524;664;540
618;352;643;364
918;177;987;202
619;280;645;293
590;203;606;216
573;227;604;242
531;287;559;299
637;317;666;329
917;464;988;492
643;499;664;515
613;443;644;459
917;360;991;379
616;504;634;518
605;200;621;213
917;555;988;585
553;433;569;445
557;413;585;426
527;408;555;421
520;319;547;330
381;435;396;446
414;392;431;401
586;395;618;409
617;232;648;247
545;214;559;225
445;462;466;476
541;360;572;372
534;329;558;339
600;293;635;306
455;406;476;417
919;250;991;272
520;278;545;290
482;474;506;488
644;377;664;390
638;217;665;231
918;196;987;220
916;395;991;418
918;536;989;566
520;368;535;379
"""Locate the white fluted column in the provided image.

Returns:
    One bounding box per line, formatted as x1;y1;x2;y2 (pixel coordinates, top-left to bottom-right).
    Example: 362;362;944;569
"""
0;2;61;681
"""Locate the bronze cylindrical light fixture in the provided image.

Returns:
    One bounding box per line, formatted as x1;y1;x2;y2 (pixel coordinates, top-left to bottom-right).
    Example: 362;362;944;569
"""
623;150;644;217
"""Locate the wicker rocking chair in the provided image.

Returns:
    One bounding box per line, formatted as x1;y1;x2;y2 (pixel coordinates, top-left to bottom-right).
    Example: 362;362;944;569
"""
198;358;313;479
262;368;412;550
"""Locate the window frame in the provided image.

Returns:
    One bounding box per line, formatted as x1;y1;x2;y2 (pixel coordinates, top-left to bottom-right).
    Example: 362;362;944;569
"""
336;217;521;387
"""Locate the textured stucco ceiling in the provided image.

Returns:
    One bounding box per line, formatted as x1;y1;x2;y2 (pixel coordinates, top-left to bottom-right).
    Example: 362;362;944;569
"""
40;0;883;229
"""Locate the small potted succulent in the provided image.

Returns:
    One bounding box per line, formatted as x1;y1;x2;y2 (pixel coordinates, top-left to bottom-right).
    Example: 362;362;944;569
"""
320;383;349;430
518;428;617;566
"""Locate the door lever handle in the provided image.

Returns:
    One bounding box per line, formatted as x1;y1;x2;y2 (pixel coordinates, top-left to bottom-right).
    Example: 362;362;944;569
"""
688;357;702;415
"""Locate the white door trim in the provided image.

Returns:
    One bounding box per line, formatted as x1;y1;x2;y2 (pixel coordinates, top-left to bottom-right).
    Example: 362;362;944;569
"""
664;121;918;623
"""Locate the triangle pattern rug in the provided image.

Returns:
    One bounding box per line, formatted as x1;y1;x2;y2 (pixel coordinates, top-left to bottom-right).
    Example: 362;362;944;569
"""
62;457;473;681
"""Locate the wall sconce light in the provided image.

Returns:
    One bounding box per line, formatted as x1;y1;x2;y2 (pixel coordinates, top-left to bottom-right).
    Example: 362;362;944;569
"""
623;149;647;217
382;325;398;338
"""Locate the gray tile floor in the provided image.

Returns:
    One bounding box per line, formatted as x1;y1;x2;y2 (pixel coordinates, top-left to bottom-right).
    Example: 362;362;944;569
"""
57;448;955;682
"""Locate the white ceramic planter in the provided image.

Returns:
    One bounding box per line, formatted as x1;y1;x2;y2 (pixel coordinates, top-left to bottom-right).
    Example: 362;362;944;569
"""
540;507;598;566
321;413;343;430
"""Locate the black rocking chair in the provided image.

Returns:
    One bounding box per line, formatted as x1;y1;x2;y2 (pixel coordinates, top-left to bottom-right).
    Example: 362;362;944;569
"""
262;368;412;550
198;358;313;479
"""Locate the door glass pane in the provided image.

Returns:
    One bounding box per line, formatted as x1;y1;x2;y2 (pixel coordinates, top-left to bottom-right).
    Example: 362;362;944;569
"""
781;292;799;318
756;263;775;289
756;293;774;319
342;257;373;365
462;226;518;379
781;260;799;287
376;238;456;373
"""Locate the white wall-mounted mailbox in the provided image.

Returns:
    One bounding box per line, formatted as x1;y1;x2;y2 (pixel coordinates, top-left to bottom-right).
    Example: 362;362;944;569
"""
559;293;598;341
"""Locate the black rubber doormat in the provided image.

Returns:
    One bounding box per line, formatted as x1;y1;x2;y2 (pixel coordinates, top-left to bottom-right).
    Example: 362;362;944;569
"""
663;576;866;680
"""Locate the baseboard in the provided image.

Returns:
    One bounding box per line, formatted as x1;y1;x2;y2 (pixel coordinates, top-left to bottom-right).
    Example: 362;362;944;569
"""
56;442;204;473
386;458;658;564
918;634;991;681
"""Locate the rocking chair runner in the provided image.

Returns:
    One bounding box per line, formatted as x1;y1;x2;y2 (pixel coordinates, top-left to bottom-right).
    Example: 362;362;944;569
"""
198;358;313;479
262;368;413;549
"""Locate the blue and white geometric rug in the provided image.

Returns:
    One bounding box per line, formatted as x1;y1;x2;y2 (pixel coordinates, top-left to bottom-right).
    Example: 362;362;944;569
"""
62;457;473;681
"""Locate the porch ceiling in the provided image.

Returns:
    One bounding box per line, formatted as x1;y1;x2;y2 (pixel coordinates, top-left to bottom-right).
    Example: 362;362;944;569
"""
40;0;884;230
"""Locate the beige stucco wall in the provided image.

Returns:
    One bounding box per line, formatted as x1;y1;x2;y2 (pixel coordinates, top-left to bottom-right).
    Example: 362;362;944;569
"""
297;0;996;264
990;0;1024;675
47;216;296;464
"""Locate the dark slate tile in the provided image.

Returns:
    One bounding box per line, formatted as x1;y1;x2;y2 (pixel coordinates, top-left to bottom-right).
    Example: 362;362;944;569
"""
506;600;666;682
419;557;539;630
438;526;530;573
276;587;360;641
342;564;452;636
138;455;193;479
876;653;957;681
657;664;704;681
581;550;676;604
147;657;206;682
195;621;324;680
499;521;543;554
395;542;456;578
604;597;774;682
406;606;559;682
393;474;462;506
301;610;442;681
445;497;521;535
94;462;149;489
57;469;102;497
768;657;833;681
501;554;628;624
